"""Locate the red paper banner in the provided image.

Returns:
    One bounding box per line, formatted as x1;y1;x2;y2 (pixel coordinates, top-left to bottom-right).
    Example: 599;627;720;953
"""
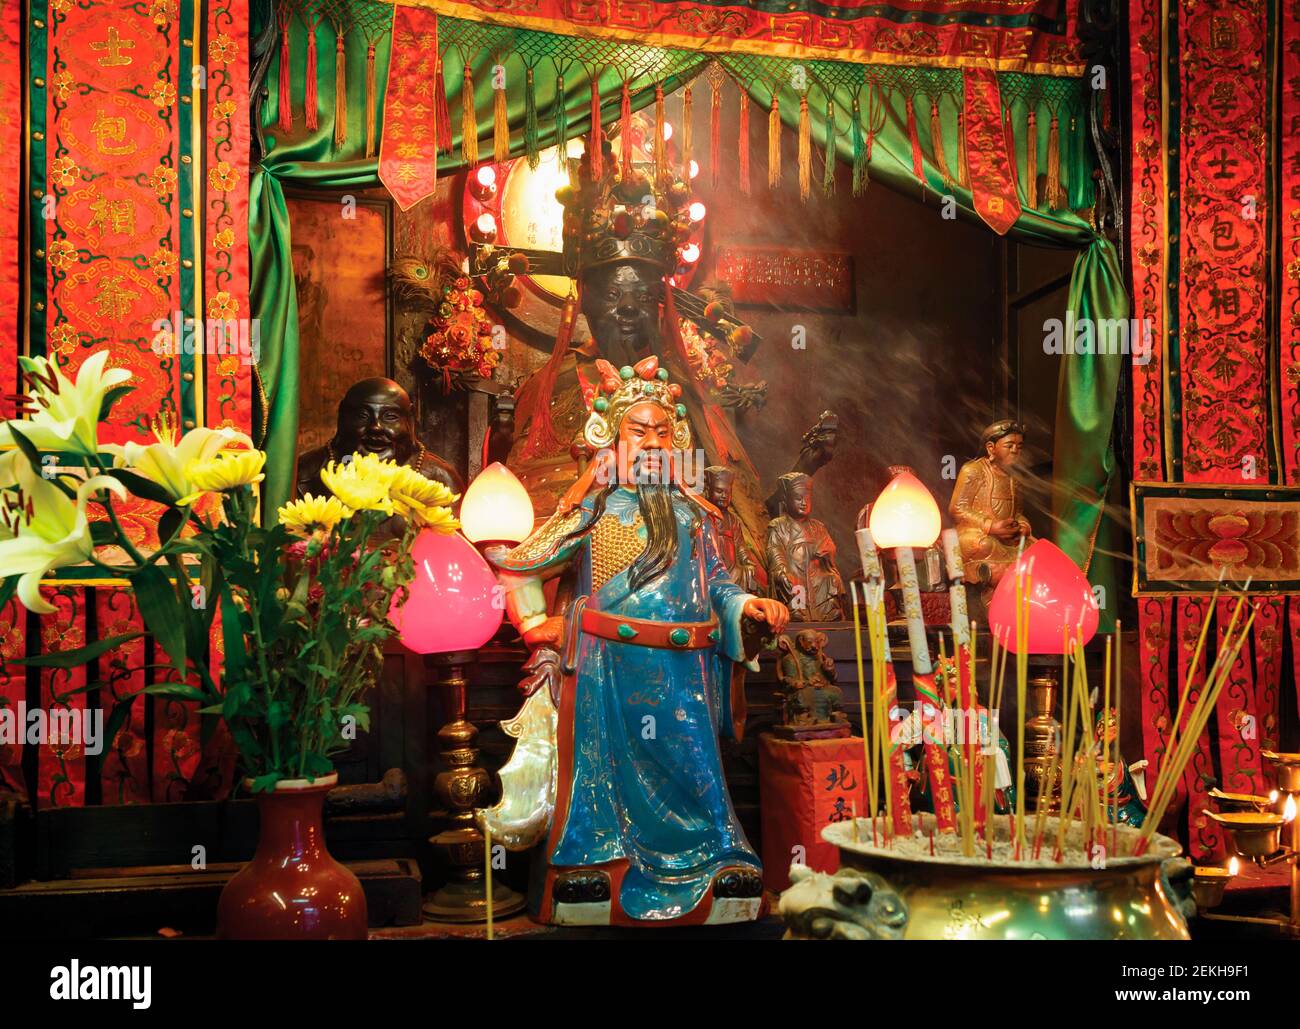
378;5;441;211
962;68;1022;236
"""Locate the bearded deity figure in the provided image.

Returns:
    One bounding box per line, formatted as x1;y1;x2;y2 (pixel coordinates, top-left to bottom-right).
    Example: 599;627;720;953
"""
478;356;789;927
948;420;1034;593
295;377;461;498
494;139;770;547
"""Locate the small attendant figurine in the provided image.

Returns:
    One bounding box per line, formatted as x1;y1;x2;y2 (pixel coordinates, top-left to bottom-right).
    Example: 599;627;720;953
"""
703;465;767;594
948;420;1034;595
1097;707;1148;828
764;472;848;622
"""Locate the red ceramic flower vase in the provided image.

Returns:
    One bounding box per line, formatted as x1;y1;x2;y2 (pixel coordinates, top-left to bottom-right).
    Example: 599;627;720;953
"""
217;772;368;940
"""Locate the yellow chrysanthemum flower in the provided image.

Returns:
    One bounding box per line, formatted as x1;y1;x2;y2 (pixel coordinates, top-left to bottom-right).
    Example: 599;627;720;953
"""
185;449;267;496
278;493;353;535
320;455;397;514
408;503;461;534
389;464;458;517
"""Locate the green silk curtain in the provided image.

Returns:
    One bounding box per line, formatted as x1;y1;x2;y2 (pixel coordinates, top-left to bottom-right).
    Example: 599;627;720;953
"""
253;14;1124;620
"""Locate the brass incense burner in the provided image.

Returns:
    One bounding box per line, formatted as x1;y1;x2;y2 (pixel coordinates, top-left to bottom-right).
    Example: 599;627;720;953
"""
779;814;1192;940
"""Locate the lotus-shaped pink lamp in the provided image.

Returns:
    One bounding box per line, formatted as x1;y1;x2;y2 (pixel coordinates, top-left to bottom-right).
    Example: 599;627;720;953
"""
987;539;1098;654
390;529;503;655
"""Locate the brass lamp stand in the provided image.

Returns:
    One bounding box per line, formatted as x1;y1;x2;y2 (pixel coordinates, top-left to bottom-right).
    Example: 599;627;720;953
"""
423;649;525;923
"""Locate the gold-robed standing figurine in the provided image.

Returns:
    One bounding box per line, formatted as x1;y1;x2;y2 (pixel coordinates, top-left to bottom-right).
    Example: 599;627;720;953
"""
948;420;1034;597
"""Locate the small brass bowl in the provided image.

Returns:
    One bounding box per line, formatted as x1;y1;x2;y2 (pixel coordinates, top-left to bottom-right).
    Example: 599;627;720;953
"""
1190;866;1232;909
1208;788;1272;813
1262;751;1300;794
1204;810;1285;859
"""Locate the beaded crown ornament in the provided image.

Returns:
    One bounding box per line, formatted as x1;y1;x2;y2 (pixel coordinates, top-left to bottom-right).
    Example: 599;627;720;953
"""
582;355;691;452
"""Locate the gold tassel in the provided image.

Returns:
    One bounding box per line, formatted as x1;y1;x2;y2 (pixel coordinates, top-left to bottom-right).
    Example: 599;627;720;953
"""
768;95;781;190
654;83;666;184
797;95;811;201
1026;109;1038;209
1046;114;1062;211
681;85;693;181
462;65;478;167
333;32;347;150
365;44;377;158
494;75;509;163
738;91;750;195
929;99;951;191
958;110;969;188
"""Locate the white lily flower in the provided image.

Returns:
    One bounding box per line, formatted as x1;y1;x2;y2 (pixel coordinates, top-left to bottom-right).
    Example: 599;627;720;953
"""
103;412;253;505
0;456;126;614
0;351;132;457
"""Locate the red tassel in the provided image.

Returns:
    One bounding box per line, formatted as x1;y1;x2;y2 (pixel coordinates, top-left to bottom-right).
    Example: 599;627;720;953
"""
517;291;579;459
589;77;603;180
277;23;292;132
619;80;632;179
710;74;722;189
435;56;452;155
738;91;750;195
305;27;318;131
906;96;923;181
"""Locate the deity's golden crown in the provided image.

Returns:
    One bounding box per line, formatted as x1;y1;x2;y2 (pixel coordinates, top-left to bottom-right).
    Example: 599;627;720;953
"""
559;141;693;279
582;355;692;452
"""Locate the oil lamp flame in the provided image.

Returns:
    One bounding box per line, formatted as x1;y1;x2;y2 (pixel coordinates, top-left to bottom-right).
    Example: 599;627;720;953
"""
1285;795;1297;823
1228;856;1240;876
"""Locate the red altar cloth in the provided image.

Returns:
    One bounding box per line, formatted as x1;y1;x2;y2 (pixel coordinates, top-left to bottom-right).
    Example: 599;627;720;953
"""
758;733;866;894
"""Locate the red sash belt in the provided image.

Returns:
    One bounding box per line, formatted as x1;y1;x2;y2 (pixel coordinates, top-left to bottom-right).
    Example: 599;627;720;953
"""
580;607;719;649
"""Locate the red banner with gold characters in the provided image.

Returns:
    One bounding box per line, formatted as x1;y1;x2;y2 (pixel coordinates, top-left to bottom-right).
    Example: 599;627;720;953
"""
394;0;1086;75
961;68;1021;236
379;4;442;211
1176;0;1266;830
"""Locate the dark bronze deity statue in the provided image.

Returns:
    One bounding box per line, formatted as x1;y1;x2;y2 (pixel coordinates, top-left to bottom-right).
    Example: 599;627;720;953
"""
764;472;847;622
703;465;766;594
488;138;770;544
295;377;462;498
772;629;849;739
948;419;1034;593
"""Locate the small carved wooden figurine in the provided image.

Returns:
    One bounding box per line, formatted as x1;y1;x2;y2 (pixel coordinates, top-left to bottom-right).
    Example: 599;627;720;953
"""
764;472;848;622
773;630;849;739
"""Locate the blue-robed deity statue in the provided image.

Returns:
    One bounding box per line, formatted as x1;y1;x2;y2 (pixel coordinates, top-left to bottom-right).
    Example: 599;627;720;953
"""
477;355;789;926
